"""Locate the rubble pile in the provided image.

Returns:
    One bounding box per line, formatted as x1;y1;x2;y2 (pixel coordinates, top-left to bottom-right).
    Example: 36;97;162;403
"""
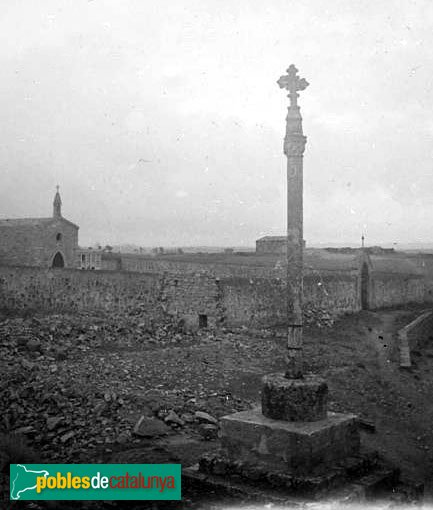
304;305;336;327
0;308;333;467
0;313;256;464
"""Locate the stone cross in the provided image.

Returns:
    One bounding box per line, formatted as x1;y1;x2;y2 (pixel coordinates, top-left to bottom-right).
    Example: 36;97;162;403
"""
278;65;308;379
277;65;309;109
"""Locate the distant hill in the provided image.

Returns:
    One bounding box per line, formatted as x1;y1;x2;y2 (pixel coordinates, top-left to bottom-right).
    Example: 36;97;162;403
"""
311;242;433;252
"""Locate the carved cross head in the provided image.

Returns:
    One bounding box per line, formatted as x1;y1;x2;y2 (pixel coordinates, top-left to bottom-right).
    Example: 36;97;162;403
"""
277;64;309;107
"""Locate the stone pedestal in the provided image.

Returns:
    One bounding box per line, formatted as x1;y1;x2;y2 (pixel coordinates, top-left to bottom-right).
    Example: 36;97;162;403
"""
220;408;360;475
262;373;328;421
187;372;402;502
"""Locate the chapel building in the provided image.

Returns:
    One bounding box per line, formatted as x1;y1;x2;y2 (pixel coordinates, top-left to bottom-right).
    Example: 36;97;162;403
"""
0;187;79;268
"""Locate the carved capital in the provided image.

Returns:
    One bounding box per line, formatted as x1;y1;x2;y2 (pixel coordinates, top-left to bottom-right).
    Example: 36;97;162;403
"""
284;135;307;156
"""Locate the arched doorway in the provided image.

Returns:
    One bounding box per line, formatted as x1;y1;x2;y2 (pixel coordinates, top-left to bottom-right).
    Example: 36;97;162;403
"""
360;262;369;310
52;252;65;268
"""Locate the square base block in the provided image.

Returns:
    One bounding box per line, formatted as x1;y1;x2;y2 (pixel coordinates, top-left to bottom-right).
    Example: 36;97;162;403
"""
221;408;360;475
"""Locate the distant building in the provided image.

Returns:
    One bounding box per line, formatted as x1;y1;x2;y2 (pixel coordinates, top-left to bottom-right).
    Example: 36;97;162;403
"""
101;251;122;270
77;249;122;271
78;248;102;270
0;187;78;268
151;247;184;256
325;246;395;255
365;246;395;255
256;236;306;255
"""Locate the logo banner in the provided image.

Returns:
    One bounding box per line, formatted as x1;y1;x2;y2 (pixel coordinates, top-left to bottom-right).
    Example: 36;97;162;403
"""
10;463;181;500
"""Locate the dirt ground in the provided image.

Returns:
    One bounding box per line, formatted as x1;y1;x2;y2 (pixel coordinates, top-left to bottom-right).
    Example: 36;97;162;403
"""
1;304;433;507
304;307;433;489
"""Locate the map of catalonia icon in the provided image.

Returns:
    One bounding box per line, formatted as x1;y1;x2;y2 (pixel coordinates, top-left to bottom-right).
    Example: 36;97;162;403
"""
10;464;50;500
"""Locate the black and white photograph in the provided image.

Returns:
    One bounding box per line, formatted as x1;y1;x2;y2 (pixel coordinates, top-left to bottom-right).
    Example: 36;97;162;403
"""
1;1;433;508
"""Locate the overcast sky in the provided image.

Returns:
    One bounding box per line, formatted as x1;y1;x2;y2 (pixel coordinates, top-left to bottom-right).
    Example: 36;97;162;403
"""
0;0;432;248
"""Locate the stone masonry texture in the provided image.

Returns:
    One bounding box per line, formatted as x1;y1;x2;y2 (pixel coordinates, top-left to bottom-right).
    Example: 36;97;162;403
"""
0;265;430;331
261;373;328;422
220;408;360;475
0;218;78;268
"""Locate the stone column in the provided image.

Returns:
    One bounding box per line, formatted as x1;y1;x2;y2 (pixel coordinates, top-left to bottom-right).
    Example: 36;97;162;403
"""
192;66;361;488
277;65;308;379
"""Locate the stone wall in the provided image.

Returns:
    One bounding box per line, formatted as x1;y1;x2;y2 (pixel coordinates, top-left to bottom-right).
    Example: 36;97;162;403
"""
406;311;433;354
398;310;433;367
120;254;283;279
219;273;359;328
0;266;163;322
370;273;426;309
423;279;433;303
0;266;223;330
219;277;286;327
0;264;430;331
0;266;358;329
161;273;221;329
101;253;122;271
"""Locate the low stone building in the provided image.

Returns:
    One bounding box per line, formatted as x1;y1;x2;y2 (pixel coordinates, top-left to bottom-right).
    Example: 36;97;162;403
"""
77;250;122;270
256;236;286;254
0;188;78;268
256;236;306;254
78;249;102;270
101;252;122;271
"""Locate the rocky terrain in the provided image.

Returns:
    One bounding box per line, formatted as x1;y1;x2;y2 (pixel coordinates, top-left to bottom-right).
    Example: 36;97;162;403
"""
1;305;433;508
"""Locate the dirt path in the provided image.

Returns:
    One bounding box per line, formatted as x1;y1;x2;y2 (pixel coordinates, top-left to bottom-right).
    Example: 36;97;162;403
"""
303;307;433;490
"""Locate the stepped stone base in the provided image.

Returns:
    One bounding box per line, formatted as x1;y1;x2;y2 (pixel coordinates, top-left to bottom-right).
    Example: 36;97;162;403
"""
184;455;406;503
220;408;359;475
185;396;422;504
